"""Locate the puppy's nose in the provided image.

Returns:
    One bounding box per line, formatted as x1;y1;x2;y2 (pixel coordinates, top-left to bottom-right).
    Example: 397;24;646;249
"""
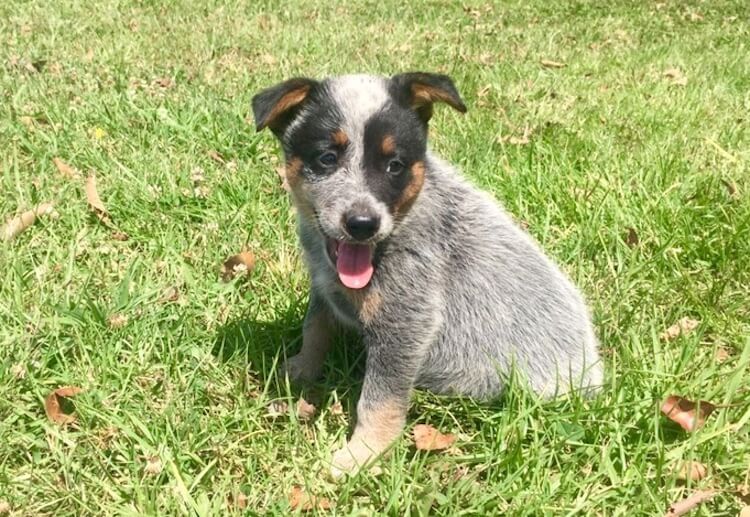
344;213;380;241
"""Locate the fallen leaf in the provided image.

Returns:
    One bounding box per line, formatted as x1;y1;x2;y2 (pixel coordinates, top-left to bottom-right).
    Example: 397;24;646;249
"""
296;398;317;422
275;165;291;192
221;251;256;282
160;286;180;303
153;77;173;89
663;68;688;86
721;179;738;199
329;401;344;416
53;157;81;179
86;174;110;224
714;347;731;363
0;501;9;515
739;506;750;517
111;231;129;241
660;317;700;341
413;423;457;451
625;227;639;247
266;400;289;418
144;456;163;475
208;150;226;164
108;314;128;328
661;395;717;432
288;485;332;511
665;489;718;516
2;202;57;241
232;493;249;510
541;59;566;68
45;386;84;424
673;461;708;481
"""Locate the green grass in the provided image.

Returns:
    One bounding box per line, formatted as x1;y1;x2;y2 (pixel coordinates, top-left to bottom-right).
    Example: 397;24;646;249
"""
1;0;749;514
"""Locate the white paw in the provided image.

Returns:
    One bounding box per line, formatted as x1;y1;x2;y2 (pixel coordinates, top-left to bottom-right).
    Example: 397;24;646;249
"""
329;440;384;479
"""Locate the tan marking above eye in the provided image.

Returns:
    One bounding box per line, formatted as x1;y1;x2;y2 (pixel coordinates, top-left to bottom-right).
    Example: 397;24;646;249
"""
381;134;396;155
332;129;349;147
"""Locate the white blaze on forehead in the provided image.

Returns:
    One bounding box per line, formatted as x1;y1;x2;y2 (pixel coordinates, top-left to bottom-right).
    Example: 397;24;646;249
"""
328;75;390;138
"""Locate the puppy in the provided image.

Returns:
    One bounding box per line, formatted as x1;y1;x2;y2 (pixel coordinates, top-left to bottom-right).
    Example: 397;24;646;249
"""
251;73;603;477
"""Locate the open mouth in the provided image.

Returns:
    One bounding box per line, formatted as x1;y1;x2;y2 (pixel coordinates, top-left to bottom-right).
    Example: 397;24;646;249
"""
326;238;375;290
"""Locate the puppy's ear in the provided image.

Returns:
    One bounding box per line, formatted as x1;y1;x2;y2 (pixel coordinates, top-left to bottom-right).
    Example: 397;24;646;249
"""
391;72;467;123
251;77;318;134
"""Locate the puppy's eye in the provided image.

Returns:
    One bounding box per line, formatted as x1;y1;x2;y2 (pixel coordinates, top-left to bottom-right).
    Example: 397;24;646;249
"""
386;159;405;175
318;151;338;167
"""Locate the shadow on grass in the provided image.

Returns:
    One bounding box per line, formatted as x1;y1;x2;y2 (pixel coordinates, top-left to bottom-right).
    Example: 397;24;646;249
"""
211;300;366;408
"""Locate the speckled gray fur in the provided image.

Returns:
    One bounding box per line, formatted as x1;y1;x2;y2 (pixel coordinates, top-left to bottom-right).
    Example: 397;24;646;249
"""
252;73;603;474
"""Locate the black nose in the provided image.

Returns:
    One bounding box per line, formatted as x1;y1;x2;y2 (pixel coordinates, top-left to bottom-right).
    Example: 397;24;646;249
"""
344;214;380;241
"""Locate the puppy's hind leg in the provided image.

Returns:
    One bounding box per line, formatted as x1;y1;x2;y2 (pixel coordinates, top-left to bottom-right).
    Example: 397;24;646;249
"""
281;292;334;384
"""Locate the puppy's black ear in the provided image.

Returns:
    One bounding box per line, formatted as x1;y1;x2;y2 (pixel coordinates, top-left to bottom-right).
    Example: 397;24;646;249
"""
251;77;318;134
390;72;467;123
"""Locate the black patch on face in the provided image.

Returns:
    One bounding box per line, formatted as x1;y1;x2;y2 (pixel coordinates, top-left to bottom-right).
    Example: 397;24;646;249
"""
362;104;427;209
282;86;347;179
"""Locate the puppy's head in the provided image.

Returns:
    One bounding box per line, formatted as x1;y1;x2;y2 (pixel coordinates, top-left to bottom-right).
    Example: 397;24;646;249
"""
252;73;466;289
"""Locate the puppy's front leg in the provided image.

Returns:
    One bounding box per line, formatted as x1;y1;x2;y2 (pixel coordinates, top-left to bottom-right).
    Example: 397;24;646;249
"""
282;292;334;384
331;320;433;477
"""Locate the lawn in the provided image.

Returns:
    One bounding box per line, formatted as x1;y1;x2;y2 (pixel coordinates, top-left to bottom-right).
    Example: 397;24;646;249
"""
1;0;749;514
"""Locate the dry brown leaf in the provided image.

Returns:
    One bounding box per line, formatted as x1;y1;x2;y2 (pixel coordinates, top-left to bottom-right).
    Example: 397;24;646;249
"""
144;456;163;475
45;386;84;424
208;150;226;164
161;286;180;303
663;68;688;86
665;489;718;516
2;202;57;241
53;157;81;179
288;485;332;512
111;231;129;241
108;314;129;328
714;347;731;363
153;77;173;89
660;317;700;341
296;398;317;422
721;179;738;199
541;59;566;68
661;395;717;432
413;424;457;451
232;493;249;510
625;227;639;247
329;401;344;416
266;400;289;418
673;461;708;481
221;251;256;281
739;505;750;517
275;165;291;192
86;174;110;224
0;501;9;515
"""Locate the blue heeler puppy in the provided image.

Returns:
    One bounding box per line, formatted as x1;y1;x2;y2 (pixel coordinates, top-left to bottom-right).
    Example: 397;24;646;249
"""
252;73;603;477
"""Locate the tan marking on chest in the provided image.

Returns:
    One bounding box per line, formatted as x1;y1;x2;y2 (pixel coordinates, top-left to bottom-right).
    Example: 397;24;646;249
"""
344;286;383;325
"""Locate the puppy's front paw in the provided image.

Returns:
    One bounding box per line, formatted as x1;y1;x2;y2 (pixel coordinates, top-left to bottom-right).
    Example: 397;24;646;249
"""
330;438;387;479
280;353;323;384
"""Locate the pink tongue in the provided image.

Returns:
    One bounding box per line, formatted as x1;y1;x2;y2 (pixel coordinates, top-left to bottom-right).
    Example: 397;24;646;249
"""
336;242;374;289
